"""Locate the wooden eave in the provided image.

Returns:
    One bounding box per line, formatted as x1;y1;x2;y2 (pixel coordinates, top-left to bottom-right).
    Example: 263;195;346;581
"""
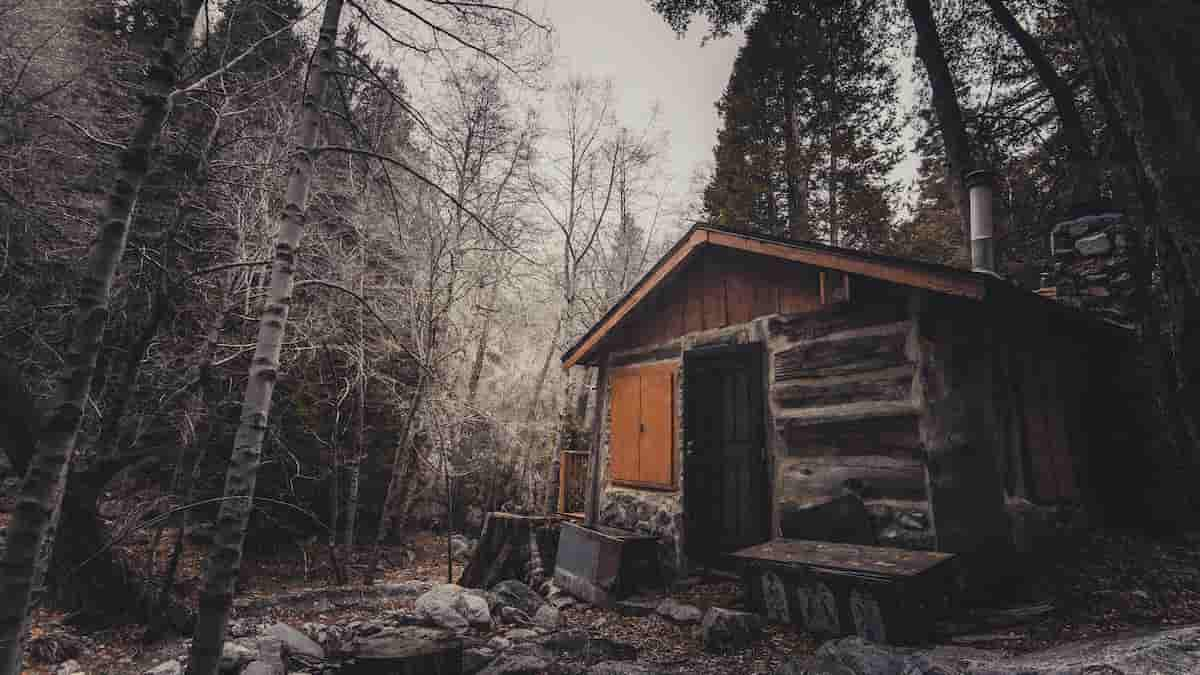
561;226;990;369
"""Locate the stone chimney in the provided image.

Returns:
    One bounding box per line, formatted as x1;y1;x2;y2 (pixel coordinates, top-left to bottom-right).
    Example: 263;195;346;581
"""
1037;210;1138;329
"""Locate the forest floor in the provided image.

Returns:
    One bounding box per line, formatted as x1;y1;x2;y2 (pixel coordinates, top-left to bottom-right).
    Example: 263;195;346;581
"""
17;526;1200;674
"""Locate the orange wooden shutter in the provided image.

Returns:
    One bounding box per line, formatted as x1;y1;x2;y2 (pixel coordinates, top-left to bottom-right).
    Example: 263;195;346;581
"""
638;368;675;486
610;373;641;482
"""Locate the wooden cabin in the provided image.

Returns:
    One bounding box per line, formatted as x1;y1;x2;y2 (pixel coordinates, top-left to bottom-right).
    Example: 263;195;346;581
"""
560;225;1133;579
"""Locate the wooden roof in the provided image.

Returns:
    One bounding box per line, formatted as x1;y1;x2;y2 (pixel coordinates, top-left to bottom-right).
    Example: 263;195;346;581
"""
561;226;1083;369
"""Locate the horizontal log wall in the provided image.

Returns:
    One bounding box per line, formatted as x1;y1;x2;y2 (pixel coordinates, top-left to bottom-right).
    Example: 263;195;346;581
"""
766;282;934;549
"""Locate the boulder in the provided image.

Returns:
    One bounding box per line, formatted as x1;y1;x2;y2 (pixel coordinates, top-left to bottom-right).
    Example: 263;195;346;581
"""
780;495;875;545
240;663;275;675
701;607;763;653
338;626;462;675
772;657;858;675
499;606;531;625
487;636;513;651
55;660;83;675
588;662;664;675
477;654;550;675
814;638;919;675
220;640;259;672
264;623;324;660
452;534;477;561
415;584;494;631
381;580;435;598
1076;233;1112;256
504;628;540;641
252;634;285;675
536;629;637;664
144;660;183;675
464;646;496;674
615;597;659;617
533;605;562;630
491;580;544;616
655;598;702;624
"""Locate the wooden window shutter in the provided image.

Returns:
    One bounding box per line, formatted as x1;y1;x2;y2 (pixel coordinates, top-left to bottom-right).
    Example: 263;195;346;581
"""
609;363;676;489
639;368;675;486
610;373;642;483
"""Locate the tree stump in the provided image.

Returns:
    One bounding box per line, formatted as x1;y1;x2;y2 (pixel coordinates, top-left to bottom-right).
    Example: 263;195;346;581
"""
457;513;558;589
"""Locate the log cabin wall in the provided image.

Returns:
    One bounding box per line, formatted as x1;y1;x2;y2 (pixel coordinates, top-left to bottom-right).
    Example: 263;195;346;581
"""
767;280;935;550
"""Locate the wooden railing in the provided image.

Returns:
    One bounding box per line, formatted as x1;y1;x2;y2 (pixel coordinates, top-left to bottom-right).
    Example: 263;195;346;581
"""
558;450;590;517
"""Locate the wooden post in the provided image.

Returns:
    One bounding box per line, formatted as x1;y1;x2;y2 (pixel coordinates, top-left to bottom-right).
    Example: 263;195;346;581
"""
557;451;568;514
584;363;609;527
910;291;1010;558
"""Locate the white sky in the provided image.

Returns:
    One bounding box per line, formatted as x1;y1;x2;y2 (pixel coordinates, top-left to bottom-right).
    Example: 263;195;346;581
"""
538;0;742;215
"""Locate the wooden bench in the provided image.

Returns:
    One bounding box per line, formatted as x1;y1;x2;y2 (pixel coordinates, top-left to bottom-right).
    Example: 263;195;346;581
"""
730;538;958;644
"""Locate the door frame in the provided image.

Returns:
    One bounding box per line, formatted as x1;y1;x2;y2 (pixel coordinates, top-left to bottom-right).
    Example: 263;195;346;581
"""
682;341;771;566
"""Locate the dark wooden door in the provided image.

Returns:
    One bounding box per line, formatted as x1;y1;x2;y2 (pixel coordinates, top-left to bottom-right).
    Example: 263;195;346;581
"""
684;345;769;567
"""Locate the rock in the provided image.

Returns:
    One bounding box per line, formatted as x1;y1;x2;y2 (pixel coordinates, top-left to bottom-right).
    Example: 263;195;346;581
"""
897;511;927;531
780;495;875;545
55;660;82;675
264;623;324;660
464;646;497;674
491;580;544;616
340;626;462;675
499;606;530;625
228;620;254;639
220;641;258;672
615;597;659;617
550;595;577;610
253;633;286;675
451;534;477;561
504;628;540;641
814;637;918;675
415;584;494;631
536;629;637;664
533;605;562;630
488;636;513;651
241;662;274;675
655;598;703;624
477;654;550;675
144;660;183;675
772;656;857;675
380;580;435;598
701;607;763;653
1076;232;1112;256
588;662;663;675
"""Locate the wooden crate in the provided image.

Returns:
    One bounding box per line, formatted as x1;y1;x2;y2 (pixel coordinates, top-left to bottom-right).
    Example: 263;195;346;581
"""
730;539;958;645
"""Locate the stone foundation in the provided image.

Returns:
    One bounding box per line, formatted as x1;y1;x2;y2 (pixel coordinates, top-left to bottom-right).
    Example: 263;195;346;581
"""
598;487;684;581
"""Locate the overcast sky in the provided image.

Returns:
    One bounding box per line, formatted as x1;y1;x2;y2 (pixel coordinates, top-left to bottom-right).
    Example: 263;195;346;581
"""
538;0;742;211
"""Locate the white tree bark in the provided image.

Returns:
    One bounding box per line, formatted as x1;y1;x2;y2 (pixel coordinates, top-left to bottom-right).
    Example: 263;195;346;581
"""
0;2;205;671
184;2;344;673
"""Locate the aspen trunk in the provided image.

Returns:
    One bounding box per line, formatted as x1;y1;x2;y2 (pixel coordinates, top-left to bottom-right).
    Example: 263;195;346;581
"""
184;3;344;674
343;281;366;549
905;0;973;261
0;2;205;671
466;281;500;405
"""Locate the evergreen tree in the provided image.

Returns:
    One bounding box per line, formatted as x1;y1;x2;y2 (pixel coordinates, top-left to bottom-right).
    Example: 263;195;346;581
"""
701;0;900;249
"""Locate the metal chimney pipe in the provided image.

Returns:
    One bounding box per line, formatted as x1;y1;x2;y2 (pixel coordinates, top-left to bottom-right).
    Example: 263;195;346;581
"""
966;169;998;275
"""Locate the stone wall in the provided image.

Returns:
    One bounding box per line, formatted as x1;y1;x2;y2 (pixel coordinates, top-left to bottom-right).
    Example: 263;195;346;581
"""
1045;211;1139;328
597;488;685;580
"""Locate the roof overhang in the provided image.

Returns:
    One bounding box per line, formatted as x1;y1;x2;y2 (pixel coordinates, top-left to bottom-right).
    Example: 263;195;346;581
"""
560;226;994;369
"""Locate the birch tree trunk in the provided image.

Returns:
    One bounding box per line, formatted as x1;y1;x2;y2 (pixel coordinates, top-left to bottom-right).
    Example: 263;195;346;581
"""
184;2;344;673
342;272;366;549
0;2;205;671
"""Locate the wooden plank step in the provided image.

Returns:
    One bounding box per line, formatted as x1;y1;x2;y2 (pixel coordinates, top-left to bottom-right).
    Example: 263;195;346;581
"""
731;539;953;580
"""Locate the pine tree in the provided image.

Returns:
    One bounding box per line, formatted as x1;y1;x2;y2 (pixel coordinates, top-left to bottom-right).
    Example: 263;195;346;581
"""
702;0;900;248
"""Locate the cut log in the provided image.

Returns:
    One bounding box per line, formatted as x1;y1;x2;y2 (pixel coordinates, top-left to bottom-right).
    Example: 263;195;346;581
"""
458;513;558;589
